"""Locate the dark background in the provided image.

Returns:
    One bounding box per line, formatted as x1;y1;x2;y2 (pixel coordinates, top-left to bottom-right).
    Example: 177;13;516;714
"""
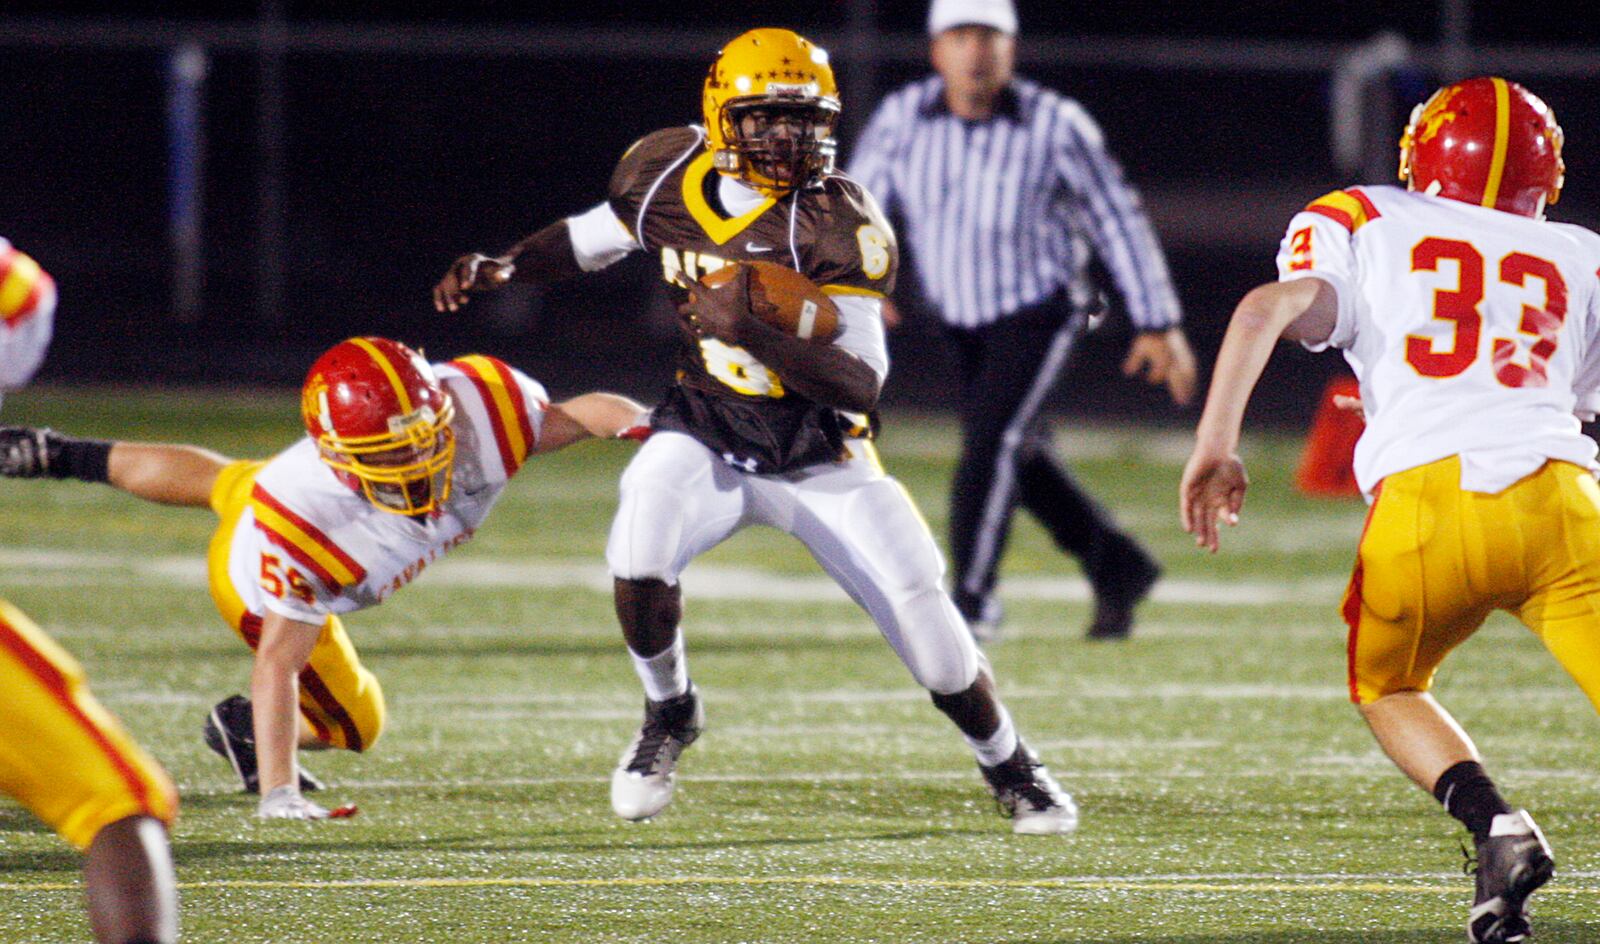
2;2;1597;427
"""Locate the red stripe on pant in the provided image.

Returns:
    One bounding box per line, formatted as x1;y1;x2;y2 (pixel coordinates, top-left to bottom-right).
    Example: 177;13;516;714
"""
239;612;362;751
1343;482;1384;704
0;617;157;815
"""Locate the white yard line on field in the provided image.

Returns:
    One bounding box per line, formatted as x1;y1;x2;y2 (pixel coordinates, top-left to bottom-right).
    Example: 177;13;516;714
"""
2;873;1595;895
171;765;1600;792
0;546;1345;606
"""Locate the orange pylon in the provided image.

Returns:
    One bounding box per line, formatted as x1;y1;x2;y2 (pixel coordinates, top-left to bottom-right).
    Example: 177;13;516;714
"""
1295;376;1363;497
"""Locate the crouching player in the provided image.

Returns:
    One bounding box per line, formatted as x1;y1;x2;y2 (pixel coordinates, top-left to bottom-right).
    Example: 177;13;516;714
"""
2;238;178;942
1;336;646;820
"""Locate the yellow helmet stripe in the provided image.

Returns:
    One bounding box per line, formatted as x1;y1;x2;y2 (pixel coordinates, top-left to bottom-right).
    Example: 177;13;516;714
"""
1482;77;1512;209
349;337;415;414
0;252;43;320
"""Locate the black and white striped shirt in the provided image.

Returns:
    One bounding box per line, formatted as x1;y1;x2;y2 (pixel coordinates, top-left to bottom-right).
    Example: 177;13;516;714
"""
848;76;1180;331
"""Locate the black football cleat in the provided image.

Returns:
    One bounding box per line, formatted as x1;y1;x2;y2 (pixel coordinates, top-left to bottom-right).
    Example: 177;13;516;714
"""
1467;810;1555;944
202;694;326;794
610;684;703;821
979;742;1078;835
0;426;53;478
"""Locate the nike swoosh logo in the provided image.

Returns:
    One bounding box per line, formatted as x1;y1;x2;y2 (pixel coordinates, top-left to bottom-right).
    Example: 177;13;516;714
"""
745;243;774;253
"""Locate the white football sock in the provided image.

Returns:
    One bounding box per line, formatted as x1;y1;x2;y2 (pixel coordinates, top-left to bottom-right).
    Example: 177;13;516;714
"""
966;705;1020;767
630;631;689;702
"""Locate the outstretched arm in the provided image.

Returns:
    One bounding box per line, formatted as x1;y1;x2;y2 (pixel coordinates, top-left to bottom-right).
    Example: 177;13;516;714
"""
1180;277;1338;552
534;393;650;455
433;220;584;313
109;443;229;507
1;427;227;508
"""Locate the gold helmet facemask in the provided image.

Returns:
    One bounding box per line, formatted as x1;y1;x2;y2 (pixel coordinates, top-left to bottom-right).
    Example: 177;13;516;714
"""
702;28;841;195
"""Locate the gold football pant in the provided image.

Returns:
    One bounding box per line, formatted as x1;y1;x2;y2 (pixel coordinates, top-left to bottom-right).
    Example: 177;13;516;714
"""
206;460;386;751
1344;456;1600;709
0;598;178;850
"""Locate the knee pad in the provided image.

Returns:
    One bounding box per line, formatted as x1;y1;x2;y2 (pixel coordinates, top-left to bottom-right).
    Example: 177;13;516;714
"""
606;481;689;581
891;585;980;695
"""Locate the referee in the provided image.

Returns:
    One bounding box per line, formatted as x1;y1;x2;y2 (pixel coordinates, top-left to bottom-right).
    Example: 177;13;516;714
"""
848;0;1197;641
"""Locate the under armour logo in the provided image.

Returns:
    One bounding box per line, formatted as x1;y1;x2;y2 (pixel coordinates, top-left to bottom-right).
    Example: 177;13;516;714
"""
745;242;774;254
721;452;760;473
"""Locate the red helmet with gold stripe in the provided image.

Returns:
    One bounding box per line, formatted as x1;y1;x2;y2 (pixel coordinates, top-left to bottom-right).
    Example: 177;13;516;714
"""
301;337;456;515
1398;76;1565;219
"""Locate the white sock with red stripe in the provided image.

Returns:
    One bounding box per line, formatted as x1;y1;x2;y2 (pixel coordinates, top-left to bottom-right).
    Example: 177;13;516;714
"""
630;631;689;702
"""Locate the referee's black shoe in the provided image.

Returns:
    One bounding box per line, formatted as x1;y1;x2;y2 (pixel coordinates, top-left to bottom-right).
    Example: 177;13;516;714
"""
1085;541;1160;640
202;694;326;794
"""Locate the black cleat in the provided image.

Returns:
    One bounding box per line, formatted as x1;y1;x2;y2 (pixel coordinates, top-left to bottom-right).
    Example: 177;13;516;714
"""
1467;810;1555;944
0;426;53;478
202;694;326;794
978;742;1078;835
609;684;703;820
1086;540;1161;640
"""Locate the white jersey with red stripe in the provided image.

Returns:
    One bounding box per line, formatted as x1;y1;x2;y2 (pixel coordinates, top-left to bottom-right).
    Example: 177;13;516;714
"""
1276;184;1600;496
220;355;548;624
0;237;58;402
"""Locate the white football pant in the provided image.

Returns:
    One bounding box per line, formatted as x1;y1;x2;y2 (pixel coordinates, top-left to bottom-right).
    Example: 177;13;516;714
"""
606;432;981;695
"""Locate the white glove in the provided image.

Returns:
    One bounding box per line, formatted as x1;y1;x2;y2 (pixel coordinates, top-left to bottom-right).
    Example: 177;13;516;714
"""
257;785;330;820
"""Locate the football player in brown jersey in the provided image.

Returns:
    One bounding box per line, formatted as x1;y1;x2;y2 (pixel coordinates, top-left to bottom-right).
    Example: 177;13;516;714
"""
434;27;1076;834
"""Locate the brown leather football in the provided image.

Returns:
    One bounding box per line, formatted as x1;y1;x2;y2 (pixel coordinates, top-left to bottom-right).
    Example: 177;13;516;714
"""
699;260;840;342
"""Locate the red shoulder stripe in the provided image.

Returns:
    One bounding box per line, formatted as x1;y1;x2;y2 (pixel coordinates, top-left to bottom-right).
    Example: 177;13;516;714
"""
485;356;536;460
1346;188;1382;223
1307;203;1355;231
448;355;537;475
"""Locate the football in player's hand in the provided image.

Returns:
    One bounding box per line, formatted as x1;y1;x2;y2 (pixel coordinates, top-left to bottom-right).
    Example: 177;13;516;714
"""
700;260;840;342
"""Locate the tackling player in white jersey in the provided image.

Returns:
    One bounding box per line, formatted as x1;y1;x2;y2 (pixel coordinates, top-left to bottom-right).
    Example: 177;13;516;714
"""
1;336;646;821
1182;77;1598;943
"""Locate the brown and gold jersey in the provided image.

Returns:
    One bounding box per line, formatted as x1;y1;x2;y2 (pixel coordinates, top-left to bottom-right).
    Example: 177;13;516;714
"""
607;126;899;474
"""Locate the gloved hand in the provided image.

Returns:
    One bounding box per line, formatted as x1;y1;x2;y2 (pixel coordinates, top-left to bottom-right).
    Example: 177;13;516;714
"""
257;785;358;820
0;426;53;478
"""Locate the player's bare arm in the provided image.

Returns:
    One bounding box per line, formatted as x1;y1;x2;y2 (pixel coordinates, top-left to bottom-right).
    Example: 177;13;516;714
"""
680;266;880;413
0;428;226;508
536;393;650;454
1180;277;1337;552
251;610;347;819
108;442;229;507
432;220;583;313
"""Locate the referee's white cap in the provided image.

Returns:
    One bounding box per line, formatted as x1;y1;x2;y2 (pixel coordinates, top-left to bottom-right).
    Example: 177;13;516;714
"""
927;0;1018;36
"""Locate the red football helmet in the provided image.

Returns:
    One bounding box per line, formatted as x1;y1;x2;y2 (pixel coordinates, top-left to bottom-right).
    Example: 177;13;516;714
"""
1398;76;1565;219
301;337;456;515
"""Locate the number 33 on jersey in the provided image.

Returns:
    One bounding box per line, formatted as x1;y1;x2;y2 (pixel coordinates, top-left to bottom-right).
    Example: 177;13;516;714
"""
1276;184;1600;494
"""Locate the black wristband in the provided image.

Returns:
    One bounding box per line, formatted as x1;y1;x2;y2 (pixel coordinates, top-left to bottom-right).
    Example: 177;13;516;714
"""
47;434;114;483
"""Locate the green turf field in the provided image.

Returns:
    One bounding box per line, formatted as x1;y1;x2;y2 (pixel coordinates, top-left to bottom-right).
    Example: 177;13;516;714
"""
1;388;1597;943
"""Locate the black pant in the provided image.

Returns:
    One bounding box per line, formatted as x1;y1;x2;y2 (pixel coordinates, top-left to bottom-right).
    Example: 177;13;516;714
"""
944;295;1147;620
